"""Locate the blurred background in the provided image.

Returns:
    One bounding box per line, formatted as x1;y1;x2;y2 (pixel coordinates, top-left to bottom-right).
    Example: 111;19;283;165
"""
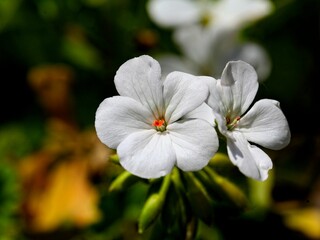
0;0;319;239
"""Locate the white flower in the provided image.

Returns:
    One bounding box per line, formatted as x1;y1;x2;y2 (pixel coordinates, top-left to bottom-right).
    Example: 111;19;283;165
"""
155;33;272;82
147;0;273;30
95;55;219;179
147;0;273;62
206;60;291;181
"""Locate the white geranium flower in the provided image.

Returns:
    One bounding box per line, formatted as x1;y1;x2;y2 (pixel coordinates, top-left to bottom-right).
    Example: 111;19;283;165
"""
206;60;291;181
147;0;273;64
95;55;219;179
155;34;272;82
147;0;273;30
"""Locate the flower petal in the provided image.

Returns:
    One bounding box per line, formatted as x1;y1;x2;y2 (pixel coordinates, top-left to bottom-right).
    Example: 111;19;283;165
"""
183;103;216;127
212;0;273;29
156;54;199;79
205;77;231;135
233;43;272;82
173;25;218;65
219;60;259;117
147;0;201;28
95;96;153;149
114;55;164;118
168;119;219;172
227;131;272;181
164;72;210;123
238;99;291;150
117;130;176;179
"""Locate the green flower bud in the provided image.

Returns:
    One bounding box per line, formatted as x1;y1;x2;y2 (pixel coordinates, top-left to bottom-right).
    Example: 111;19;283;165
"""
208;153;230;166
161;184;183;235
108;171;139;192
204;167;248;209
160;170;195;238
182;172;215;224
109;154;120;165
138;174;171;234
138;193;163;234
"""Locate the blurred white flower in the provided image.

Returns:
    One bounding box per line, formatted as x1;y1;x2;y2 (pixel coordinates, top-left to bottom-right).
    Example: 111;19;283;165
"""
147;0;273;59
206;60;290;181
147;0;273;81
156;31;272;81
95;55;219;179
147;0;273;30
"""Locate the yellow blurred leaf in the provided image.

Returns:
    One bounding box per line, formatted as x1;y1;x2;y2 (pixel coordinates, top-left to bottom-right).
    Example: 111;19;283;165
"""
28;159;101;232
283;207;320;239
18;121;112;233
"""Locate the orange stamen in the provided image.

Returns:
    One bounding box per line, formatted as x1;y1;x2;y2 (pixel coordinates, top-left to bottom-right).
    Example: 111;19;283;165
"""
152;119;165;127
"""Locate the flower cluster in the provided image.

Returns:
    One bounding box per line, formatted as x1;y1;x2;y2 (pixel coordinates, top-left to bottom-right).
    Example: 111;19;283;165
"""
95;55;290;181
146;0;274;81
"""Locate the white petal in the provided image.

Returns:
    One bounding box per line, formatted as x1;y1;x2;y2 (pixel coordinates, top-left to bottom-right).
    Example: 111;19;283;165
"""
114;55;164;118
173;25;217;65
163;72;210;123
205;29;242;78
234;43;271;82
227;131;272;181
212;34;271;82
117;130;176;179
168;119;219;172
183;103;216;127
238;99;291;150
205;77;221;112
156;53;199;79
205;77;232;136
95;96;153;149
147;0;201;28
211;0;273;29
219;60;259;117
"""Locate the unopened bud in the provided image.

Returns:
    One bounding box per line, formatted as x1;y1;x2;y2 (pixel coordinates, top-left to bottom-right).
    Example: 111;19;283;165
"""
138;174;171;233
182;172;215;224
109;154;120;165
108;171;139;192
204;167;247;209
208;153;230;167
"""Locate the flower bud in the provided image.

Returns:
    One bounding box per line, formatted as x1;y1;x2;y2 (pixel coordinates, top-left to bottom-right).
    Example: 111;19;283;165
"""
169;168;193;232
109;154;120;165
108;171;139;192
138;174;171;233
182;172;215;224
204;167;248;209
208;153;230;167
161;185;183;234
